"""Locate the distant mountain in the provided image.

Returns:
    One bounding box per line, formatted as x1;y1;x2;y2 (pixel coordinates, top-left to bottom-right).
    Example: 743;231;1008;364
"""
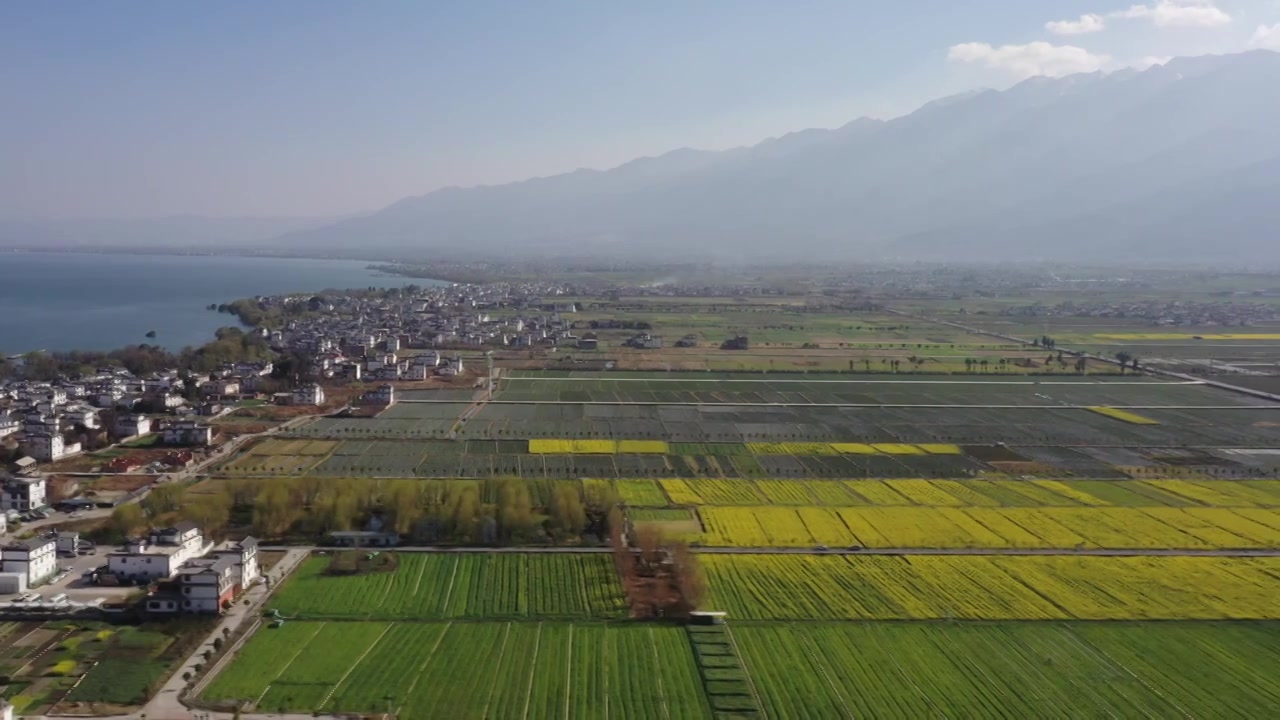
287;49;1280;264
0;215;340;253
38;50;1280;265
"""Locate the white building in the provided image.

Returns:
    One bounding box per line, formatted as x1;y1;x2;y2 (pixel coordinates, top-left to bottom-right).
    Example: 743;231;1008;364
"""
26;433;66;462
364;384;396;406
145;537;259;615
67;407;101;429
0;414;17;440
291;384;325;406
162;421;214;447
107;522;208;582
169;555;239;613
2;477;47;512
116;414;153;438
213;536;260;588
1;536;57;586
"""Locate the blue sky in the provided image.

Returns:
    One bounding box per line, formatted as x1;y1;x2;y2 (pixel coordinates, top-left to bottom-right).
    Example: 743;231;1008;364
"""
2;0;1278;218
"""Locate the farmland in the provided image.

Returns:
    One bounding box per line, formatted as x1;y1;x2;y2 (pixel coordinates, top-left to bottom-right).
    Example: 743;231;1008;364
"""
701;555;1280;620
194;286;1280;720
223;435;1280;479
204;621;711;718
734;622;1280;719
694;505;1280;549
200;550;1280;717
269;554;626;620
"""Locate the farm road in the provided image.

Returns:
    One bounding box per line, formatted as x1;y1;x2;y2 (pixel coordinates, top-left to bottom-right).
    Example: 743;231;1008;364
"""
265;545;1280;557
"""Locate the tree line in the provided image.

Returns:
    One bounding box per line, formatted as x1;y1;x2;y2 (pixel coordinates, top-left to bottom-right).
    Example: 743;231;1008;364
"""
14;326;273;381
111;477;623;547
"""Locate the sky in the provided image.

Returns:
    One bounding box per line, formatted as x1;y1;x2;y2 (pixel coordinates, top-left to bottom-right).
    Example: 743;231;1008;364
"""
3;0;1279;219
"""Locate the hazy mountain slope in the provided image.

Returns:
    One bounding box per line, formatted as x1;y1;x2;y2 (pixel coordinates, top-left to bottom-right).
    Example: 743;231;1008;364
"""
276;50;1280;263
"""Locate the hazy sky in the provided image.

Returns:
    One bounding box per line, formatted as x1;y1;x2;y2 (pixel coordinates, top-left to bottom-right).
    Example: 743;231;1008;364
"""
3;0;1278;218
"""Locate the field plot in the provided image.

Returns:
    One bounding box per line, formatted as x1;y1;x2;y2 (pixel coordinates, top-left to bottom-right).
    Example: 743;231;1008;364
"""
496;373;1226;405
449;401;1280;448
221;438;337;475
292;402;470;439
204;621;712;719
281;372;1280;450
701;555;1280;620
269;553;626;620
734;622;1280;720
695;505;1280;549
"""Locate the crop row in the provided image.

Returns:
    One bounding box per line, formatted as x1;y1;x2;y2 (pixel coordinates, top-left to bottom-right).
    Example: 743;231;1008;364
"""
694;505;1280;549
269;554;625;620
734;622;1280;719
645;478;1280;508
205;622;710;719
702;555;1280;620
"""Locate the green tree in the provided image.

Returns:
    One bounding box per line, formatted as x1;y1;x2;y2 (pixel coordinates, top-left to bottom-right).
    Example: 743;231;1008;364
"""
111;503;147;538
142;483;186;519
497;480;536;542
447;487;482;542
547;484;587;540
180;491;233;540
252;483;298;538
386;480;422;535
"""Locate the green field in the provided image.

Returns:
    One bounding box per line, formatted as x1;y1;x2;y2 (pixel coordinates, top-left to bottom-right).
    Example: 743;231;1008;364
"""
203;621;711;718
200;542;1280;717
269;554;626;620
734;621;1280;719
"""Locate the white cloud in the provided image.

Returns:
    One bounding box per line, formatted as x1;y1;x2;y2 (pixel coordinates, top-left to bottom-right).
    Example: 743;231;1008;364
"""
1251;23;1280;49
1046;13;1107;35
1111;1;1231;28
1135;55;1174;68
948;41;1112;79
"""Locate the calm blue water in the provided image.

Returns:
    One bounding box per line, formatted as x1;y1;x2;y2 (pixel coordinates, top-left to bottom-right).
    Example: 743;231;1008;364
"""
0;252;440;354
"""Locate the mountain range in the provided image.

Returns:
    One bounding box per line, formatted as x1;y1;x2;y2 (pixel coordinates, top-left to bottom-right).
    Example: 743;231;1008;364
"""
9;50;1280;265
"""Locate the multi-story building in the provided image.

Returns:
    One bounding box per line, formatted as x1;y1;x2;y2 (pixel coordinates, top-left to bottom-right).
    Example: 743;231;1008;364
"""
291;384;325;406
0;414;17;439
107;522;208;582
145;537;258;615
362;384;396;406
162;421;214;447
1;477;47;512
25;433;65;462
115;414;153;438
1;535;57;586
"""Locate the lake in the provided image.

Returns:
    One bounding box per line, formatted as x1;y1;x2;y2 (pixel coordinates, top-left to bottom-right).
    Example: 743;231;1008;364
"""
0;252;441;354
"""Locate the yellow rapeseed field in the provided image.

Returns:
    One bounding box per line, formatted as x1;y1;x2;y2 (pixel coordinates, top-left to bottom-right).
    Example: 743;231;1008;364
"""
870;443;926;455
694;505;1280;549
701;554;1280;620
616;440;670;454
527;439;619;454
829;443;879;454
1088;406;1161;425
